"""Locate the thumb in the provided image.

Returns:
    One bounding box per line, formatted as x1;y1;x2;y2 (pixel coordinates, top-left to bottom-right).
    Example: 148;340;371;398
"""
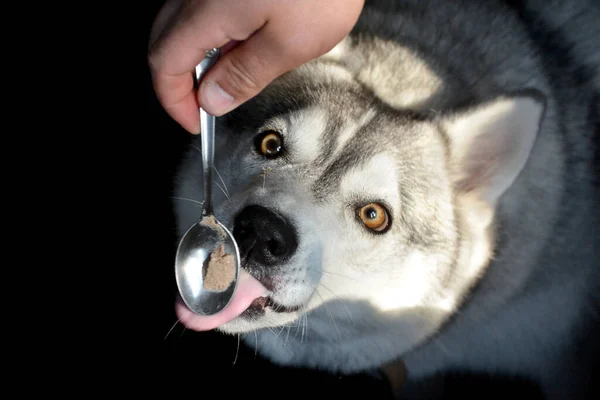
198;28;303;116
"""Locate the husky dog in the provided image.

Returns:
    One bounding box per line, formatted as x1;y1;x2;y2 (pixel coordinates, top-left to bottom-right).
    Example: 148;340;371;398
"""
172;0;599;398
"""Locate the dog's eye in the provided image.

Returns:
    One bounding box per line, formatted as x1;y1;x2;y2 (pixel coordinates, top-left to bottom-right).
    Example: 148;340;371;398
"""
357;203;390;233
256;130;284;159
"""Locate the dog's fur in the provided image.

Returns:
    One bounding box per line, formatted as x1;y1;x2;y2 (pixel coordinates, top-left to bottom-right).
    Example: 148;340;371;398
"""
173;0;600;398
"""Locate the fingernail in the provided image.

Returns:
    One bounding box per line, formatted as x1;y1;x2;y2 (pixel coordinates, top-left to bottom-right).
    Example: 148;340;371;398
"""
201;82;234;114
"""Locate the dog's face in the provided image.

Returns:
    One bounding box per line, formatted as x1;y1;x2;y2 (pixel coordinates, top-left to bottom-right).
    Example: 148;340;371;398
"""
174;60;544;370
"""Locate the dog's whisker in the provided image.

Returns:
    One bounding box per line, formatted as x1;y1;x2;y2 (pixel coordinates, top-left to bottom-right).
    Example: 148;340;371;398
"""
266;326;295;355
190;144;233;201
233;334;241;365
322;271;358;280
293;315;304;339
260;167;274;190
254;331;259;358
317;282;354;322
212;165;230;198
306;267;359;282
164;318;182;341
170;196;204;206
302;314;308;343
285;324;292;345
214;180;232;204
315;291;342;338
433;337;452;356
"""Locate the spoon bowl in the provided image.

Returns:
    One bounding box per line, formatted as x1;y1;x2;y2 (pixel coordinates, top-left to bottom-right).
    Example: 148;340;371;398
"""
175;216;240;315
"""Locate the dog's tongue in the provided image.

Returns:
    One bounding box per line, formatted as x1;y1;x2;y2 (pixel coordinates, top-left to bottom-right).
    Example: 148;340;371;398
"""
176;269;267;331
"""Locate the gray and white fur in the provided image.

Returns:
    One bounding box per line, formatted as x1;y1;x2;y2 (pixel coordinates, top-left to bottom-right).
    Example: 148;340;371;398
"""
173;0;600;398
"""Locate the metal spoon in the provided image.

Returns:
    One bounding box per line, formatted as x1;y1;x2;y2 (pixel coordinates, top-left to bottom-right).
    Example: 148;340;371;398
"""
174;48;241;316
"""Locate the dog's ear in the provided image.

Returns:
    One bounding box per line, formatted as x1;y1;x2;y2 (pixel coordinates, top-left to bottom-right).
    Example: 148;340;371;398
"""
441;91;546;206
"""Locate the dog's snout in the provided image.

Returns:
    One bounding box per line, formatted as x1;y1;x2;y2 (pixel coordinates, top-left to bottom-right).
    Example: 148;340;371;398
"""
233;205;298;266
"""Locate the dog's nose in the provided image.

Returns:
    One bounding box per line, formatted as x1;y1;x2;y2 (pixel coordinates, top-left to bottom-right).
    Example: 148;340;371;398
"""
233;205;298;266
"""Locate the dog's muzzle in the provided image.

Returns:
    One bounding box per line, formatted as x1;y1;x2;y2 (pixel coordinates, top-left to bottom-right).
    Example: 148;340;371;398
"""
232;204;300;317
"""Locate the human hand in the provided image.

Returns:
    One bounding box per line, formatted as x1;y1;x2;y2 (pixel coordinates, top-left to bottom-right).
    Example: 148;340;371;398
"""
148;0;365;134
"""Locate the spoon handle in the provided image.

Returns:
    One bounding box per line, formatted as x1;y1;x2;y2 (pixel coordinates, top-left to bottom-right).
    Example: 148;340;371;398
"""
200;110;215;216
194;48;221;217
